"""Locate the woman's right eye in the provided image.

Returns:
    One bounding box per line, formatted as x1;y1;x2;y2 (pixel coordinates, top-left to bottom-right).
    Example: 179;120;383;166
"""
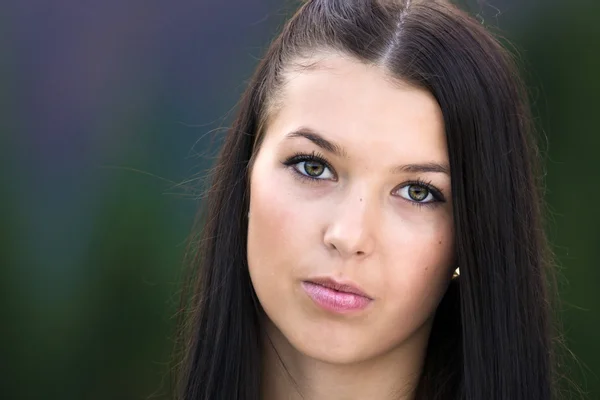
293;160;335;180
282;152;336;181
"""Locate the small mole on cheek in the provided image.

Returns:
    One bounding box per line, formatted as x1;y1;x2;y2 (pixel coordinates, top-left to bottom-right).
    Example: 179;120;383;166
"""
360;198;362;202
438;240;442;244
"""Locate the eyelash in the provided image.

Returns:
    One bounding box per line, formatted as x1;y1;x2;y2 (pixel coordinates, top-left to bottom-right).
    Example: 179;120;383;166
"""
281;151;446;209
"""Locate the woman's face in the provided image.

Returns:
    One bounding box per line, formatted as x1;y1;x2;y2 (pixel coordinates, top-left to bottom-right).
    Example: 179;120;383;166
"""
247;54;455;365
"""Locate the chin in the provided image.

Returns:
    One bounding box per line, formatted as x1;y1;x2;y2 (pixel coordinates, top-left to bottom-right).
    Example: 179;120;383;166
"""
288;323;400;366
301;345;373;365
269;308;435;368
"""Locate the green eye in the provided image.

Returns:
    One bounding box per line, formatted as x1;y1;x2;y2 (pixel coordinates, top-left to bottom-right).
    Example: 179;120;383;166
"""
395;180;444;207
408;185;429;201
282;152;335;181
303;161;325;177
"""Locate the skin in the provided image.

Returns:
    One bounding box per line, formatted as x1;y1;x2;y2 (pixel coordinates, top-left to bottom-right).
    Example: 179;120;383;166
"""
247;53;456;400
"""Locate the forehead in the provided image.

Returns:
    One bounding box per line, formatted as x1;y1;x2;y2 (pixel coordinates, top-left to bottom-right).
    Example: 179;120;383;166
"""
264;54;448;164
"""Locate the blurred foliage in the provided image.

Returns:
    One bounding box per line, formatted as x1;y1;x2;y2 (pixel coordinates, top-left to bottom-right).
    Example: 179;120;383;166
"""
2;0;598;399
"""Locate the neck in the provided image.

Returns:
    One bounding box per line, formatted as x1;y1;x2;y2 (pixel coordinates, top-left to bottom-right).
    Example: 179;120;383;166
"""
260;318;432;400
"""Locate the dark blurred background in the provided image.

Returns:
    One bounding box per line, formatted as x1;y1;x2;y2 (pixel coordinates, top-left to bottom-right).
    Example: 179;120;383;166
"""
2;0;598;399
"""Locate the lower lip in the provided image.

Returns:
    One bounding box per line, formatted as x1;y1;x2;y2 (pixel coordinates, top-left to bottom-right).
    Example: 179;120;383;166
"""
301;281;372;313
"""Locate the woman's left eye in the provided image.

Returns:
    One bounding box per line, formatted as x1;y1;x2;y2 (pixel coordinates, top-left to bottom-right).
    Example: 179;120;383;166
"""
395;183;443;204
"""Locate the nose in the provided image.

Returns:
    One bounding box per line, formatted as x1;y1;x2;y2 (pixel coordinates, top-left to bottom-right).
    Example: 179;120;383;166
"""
323;192;377;259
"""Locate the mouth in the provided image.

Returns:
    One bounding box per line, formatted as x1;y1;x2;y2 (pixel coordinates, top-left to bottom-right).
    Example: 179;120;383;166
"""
305;277;372;298
301;277;373;313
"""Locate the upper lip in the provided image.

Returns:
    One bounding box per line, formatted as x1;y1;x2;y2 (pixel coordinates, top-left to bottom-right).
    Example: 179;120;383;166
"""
305;277;372;299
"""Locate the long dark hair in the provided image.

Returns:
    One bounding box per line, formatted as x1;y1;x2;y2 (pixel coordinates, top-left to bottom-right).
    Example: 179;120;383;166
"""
173;0;561;399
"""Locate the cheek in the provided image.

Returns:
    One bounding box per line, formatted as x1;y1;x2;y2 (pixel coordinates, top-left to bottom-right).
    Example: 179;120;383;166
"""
380;215;455;321
248;172;304;260
246;161;321;304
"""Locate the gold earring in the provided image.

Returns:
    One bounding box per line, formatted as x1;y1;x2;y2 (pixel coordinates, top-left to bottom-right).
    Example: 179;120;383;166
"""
452;267;460;279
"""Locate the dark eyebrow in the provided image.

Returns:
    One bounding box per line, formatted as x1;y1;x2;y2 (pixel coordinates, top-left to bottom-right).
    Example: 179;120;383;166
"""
285;127;450;176
285;128;348;158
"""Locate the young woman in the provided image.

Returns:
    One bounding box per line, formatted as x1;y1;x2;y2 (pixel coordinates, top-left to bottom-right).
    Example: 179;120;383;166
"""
174;0;562;399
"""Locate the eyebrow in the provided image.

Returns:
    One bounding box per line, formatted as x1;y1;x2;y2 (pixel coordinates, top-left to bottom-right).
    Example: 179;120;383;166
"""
284;127;451;176
286;128;347;158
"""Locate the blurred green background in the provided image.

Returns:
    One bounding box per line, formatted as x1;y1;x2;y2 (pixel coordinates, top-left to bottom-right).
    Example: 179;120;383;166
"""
2;0;598;399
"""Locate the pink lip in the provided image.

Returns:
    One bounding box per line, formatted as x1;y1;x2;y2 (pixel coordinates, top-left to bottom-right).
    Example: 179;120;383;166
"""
301;278;373;313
